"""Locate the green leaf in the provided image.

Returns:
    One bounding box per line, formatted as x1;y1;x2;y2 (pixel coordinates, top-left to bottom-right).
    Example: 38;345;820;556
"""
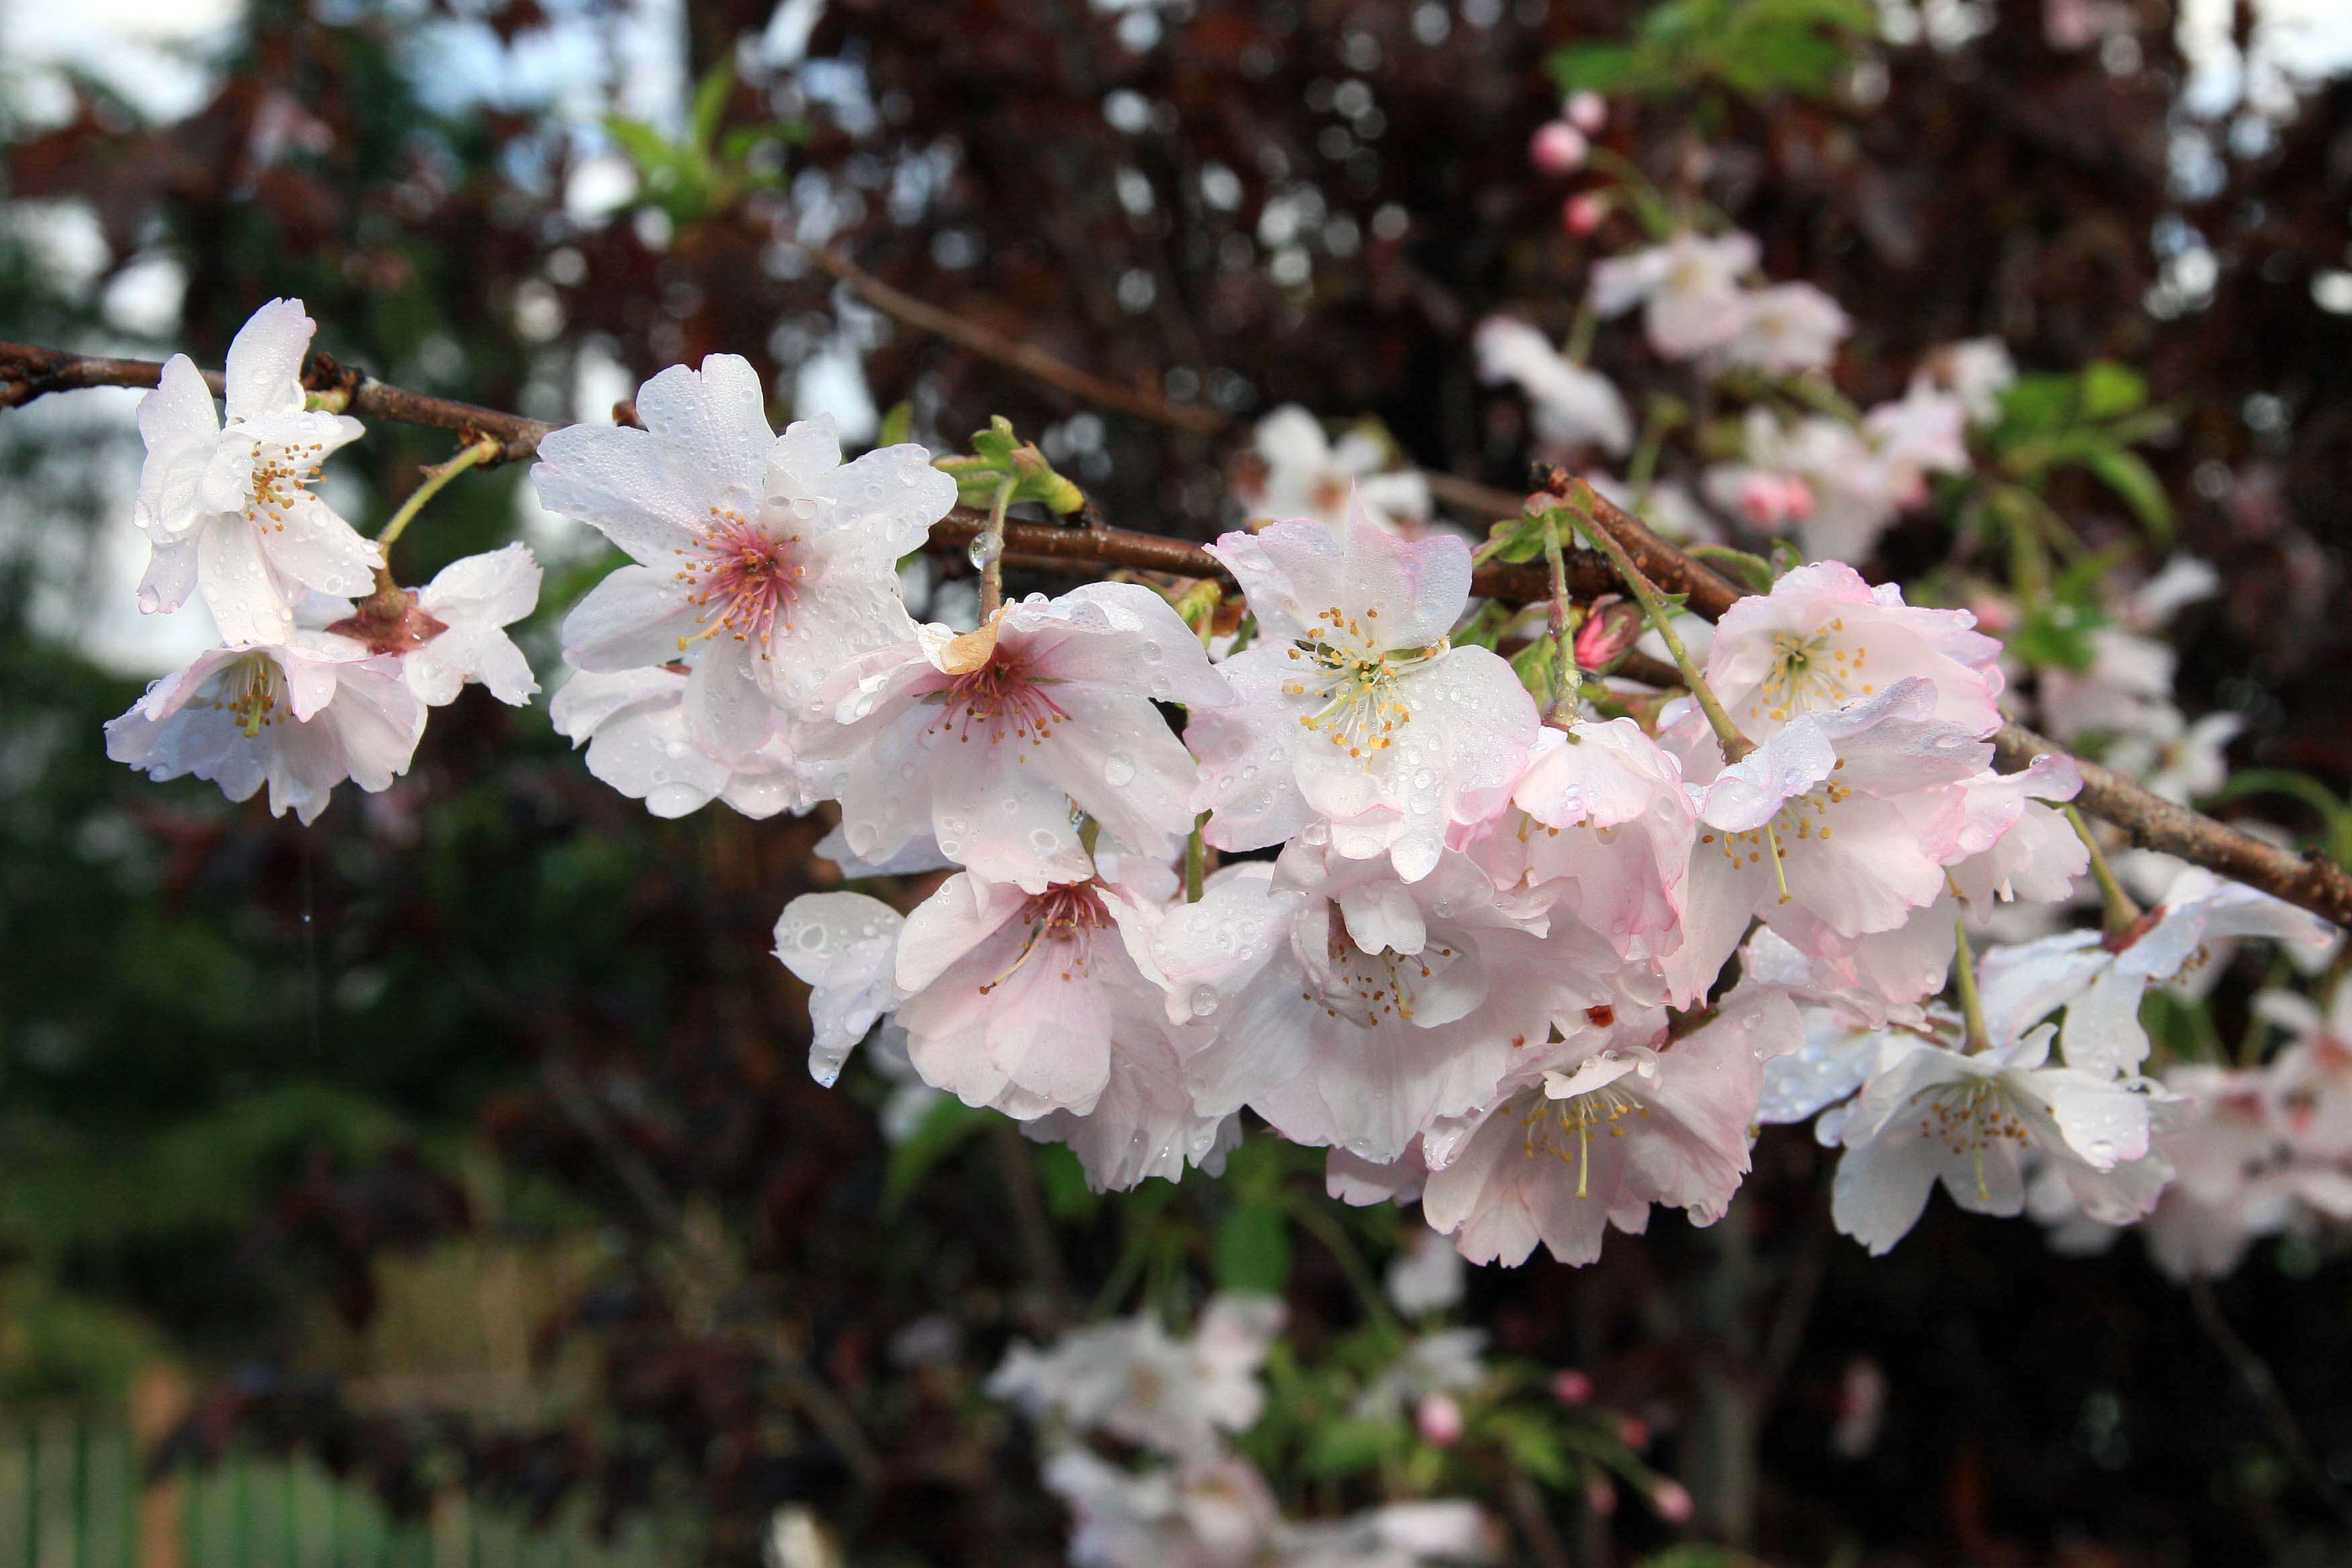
1549;44;1648;95
1481;1409;1573;1485
1482;512;1551;565
601;114;679;178
2078;360;2148;422
1034;1144;1101;1220
877;401;914;449
1510;635;1560;704
882;1096;987;1209
2079;445;2173;539
1214;1201;1292;1294
690;56;736;154
1304;1416;1401;1477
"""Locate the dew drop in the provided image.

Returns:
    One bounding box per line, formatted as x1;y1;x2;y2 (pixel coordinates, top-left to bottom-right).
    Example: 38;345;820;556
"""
1104;754;1137;787
967;532;1003;569
1188;985;1220;1018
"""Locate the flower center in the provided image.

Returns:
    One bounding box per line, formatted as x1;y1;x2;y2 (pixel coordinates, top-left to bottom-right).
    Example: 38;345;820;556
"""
1520;1074;1653;1199
1698;759;1853;900
1300;904;1453;1028
1281;613;1439;763
675;508;802;652
926;645;1071;747
979;883;1114;995
243;440;328;531
195;653;290;739
1910;1075;2030;1202
1750;617;1873;724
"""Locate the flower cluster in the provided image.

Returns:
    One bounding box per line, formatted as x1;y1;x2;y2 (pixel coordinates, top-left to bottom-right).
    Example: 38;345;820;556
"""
108;299;541;822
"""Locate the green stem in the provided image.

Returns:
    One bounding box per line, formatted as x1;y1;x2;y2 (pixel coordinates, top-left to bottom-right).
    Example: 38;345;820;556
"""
2065;803;2142;934
1951;913;1993;1053
1185;812;1208;903
1626;394;1684;503
375;438;498;557
1561;502;1747;757
1287;1199;1402;1338
1563;301;1600;366
1540;513;1582;727
979;474;1016;618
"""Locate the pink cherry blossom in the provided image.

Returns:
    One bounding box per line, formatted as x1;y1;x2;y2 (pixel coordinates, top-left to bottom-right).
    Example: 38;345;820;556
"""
1238;406;1431;538
133;298;380;646
1418;989;1802;1267
1706;562;2004;743
802;583;1228;893
534;355;954;759
1042;1447;1283;1568
549;665;824;820
1720;283;1851;375
891;865;1197;1124
105;634;423;824
773;891;905;1087
1454;718;1695;961
1189;513;1538;882
1155;848;1651;1163
989;1293;1284;1462
1472;317;1632;458
1589;232;1759;359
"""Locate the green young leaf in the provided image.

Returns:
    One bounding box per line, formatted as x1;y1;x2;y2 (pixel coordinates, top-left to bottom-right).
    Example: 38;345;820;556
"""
690;56;736;154
2079;445;2174;540
1482;511;1552;565
2077;360;2149;422
1686;543;1776;594
1479;1408;1573;1485
877;401;914;449
1303;1416;1403;1477
1510;635;1560;704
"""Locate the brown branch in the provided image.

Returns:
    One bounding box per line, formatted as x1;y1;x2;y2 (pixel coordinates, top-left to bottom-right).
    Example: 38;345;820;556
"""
7;336;2349;928
800;246;1231;436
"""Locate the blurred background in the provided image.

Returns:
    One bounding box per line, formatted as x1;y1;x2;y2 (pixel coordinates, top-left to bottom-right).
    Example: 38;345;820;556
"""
5;0;2352;1563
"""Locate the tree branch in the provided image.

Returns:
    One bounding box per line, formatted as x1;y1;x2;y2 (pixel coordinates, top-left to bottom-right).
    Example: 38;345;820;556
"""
7;336;2349;928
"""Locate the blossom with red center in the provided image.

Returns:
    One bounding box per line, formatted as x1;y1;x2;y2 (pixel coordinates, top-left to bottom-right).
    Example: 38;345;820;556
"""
801;583;1230;894
532;354;954;765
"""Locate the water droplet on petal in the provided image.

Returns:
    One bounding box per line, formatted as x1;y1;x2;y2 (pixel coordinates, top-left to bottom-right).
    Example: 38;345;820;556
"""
1188;985;1220;1018
1104;754;1136;787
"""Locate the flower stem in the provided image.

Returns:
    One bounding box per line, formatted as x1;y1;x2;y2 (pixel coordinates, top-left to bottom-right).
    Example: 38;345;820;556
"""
1952;912;1993;1053
1540;513;1583;727
1185;812;1209;903
2065;803;2142;934
376;437;499;558
979;474;1016;618
1561;501;1747;757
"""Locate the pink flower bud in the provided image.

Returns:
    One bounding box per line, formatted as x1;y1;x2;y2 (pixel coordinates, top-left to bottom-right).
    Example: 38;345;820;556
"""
1966;594;2016;635
1617;1414;1651;1451
1529;121;1588;175
1571;597;1645;673
1563;192;1608;236
1550;1368;1596;1406
1566;90;1608;133
1585;1473;1618;1516
1416;1391;1465;1447
1651;1479;1695;1525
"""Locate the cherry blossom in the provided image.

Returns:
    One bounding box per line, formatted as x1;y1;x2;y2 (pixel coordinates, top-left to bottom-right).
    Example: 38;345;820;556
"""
1472;317;1632;458
1589;231;1759;359
1454;718;1695;961
773;891;905;1087
802;583;1228;892
1237;405;1432;537
132;298;380;646
1189;514;1538;881
1719;283;1851;375
534;355;955;758
1353;1328;1487;1422
1704;561;2006;742
1826;1024;2166;1255
989;1294;1285;1462
548;665;824;820
1978;867;2334;1079
377;542;542;707
1042;1448;1283;1568
1919;338;2018;424
105;635;424;824
1384;1226;1466;1314
1156;849;1649;1163
1663;679;1988;1004
1418;989;1802;1267
891;865;1197;1125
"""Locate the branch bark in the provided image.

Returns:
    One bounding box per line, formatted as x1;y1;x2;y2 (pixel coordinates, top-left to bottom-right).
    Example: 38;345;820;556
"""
8;336;2350;928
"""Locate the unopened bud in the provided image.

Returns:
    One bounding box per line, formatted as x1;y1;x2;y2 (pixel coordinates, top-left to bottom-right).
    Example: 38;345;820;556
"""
1566;90;1608;133
1737;472;1814;528
1416;1391;1465;1447
1529;121;1588;175
1571;597;1645;673
1551;1368;1596;1405
1617;1414;1651;1451
1563;191;1609;237
1649;1479;1694;1525
1584;1473;1618;1516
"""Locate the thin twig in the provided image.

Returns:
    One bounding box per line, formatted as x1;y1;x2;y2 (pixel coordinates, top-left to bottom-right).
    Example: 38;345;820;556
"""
7;336;2349;928
2187;1279;2352;1531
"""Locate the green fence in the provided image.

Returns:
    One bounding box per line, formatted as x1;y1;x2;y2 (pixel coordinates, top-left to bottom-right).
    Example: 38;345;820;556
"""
0;1416;679;1568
